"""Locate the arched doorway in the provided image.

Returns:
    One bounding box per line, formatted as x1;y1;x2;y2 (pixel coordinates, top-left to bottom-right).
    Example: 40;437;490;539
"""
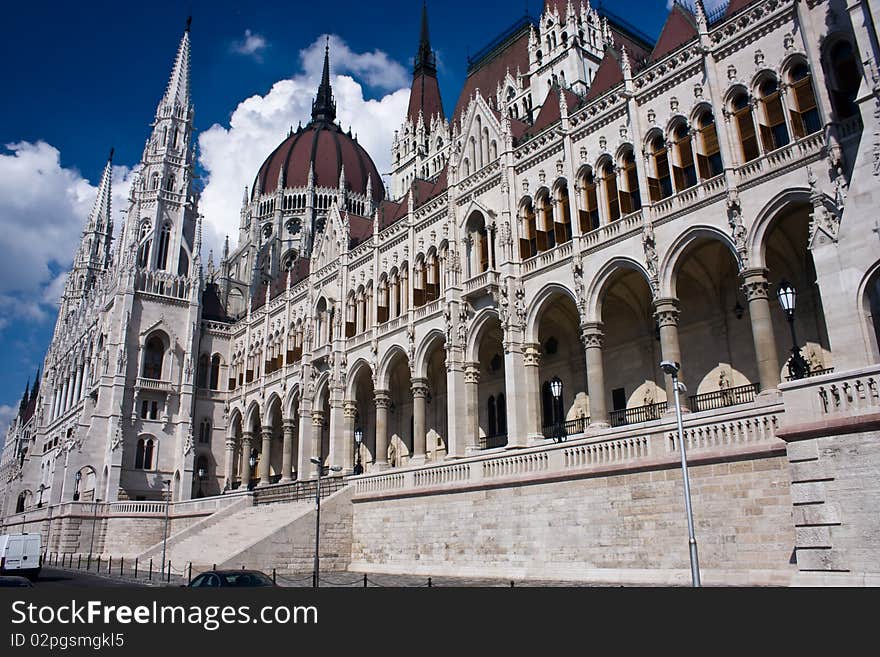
471;314;506;449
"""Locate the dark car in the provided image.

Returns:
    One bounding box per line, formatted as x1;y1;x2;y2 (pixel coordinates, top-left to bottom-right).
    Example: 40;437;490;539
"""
188;570;275;587
0;575;33;587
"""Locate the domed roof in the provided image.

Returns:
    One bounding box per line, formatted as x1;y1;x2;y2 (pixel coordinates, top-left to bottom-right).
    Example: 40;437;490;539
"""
252;43;385;203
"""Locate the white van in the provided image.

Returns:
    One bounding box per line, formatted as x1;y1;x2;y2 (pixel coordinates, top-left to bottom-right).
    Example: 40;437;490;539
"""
0;534;42;580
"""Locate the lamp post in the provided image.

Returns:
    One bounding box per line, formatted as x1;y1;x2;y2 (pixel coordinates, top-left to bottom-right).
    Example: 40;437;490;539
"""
160;479;171;578
88;497;101;561
311;456;342;588
37;484;46;508
777;279;810;380
660;360;701;587
248;451;257;490
197;467;206;498
353;427;364;475
549;376;566;443
73;471;81;501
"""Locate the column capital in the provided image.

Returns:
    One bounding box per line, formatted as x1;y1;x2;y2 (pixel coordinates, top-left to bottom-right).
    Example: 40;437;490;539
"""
653;297;680;327
241;431;254;443
225;437;237;450
411;378;430;397
580;322;605;350
739;267;771;302
311;410;325;426
374;389;392;409
343;400;358;418
261;426;273;439
464;362;480;385
523;343;541;367
282;419;297;432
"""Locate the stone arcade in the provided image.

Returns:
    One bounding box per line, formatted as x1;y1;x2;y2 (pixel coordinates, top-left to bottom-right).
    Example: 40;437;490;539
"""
3;0;880;585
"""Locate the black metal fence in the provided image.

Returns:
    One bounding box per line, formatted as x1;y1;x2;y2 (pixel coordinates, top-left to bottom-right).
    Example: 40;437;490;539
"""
541;416;589;439
609;402;667;427
687;383;758;412
479;433;508;450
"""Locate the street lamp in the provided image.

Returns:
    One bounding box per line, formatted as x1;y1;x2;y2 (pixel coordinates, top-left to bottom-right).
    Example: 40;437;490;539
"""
73;471;81;501
37;484;46;508
660;360;701;587
310;456;342;588
777;279;810;380
353;427;364;475
197;467;206;498
248;451;257;491
160;479;171;578
549;376;565;443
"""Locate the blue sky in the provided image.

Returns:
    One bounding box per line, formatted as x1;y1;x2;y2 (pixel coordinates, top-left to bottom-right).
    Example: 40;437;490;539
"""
0;0;679;435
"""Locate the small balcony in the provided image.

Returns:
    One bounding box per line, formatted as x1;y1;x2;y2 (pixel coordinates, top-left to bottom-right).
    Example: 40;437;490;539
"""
463;269;499;300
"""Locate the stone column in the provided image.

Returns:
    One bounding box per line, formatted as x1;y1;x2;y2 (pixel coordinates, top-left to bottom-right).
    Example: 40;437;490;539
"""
374;390;391;469
503;342;530;448
327;398;345;471
296;406;313;480
582;322;609;428
72;366;83;402
740;267;781;393
240;431;253;489
342;401;358;474
311;411;325;477
522;343;544;442
445;355;468;458
390;276;399;318
411;378;429;465
258;427;273;486
464;362;481;452
281;419;296;482
224;437;236;490
654;297;689;412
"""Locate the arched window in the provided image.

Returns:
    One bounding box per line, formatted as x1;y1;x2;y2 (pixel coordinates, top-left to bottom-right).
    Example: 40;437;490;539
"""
199;419;211;444
618;149;641;215
554;182;572;244
535;190;554;251
150;172;160;190
757;78;789;151
15;491;27;513
156;223;171;270
731;91;759;162
671;123;697;191
178;248;189;277
519;198;538;259
165;174;176;192
135;438;154;469
694;110;723;179
142;335;164;380
579;167;600;233
210;354;221;390
600;158;620;222
788;62;821;137
647;134;673;202
828;41;860;120
197;354;209;388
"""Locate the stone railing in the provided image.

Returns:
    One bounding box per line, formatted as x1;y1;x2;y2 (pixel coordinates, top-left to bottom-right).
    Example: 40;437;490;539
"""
581;210;643;252
109;501;165;515
351;402;784;498
413;298;443;320
464;269;499;294
652;174;726;221
778;365;880;436
252;476;347;505
350;330;373;348
736;132;824;188
135;377;173;393
522;240;575;274
135;269;191;300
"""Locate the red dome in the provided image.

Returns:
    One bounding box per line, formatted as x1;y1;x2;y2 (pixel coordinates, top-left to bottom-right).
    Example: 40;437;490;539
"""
253;121;385;201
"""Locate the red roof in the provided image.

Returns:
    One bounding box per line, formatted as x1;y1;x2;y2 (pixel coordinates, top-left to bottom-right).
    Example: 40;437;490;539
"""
377;199;407;230
650;3;698;62
251;257;311;310
348;213;373;247
253;122;385;202
585;48;624;101
407;72;445;125
725;0;759;18
453;27;530;126
529;86;582;135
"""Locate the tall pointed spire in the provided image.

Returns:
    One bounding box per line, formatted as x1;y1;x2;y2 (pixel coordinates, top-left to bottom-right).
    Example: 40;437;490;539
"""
88;148;114;236
414;2;437;75
158;18;192;116
311;38;336;124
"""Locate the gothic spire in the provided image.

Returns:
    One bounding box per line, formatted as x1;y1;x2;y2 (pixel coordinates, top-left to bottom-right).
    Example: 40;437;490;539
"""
87;148;114;236
157;18;192;116
311;38;336;124
414;2;437;76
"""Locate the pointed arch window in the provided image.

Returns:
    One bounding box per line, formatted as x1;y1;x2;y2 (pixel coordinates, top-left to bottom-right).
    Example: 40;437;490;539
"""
197;354;209;388
731;91;759;163
198;419;211;444
150;172;160;190
788;63;821;138
600;159;620;223
757;78;789;151
142;335;164;380
156;223;171;271
519;198;538;259
671;124;697;191
694;110;723;179
210;354;221;390
647;135;673;202
554;182;572;245
578;168;600;232
828;41;860;120
135;438;154;469
165;174;176;192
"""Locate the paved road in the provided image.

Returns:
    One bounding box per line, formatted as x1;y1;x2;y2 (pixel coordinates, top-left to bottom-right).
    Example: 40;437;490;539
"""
31;567;161;588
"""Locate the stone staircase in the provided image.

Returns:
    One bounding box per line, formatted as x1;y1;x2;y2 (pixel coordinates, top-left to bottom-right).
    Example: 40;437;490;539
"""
137;487;354;574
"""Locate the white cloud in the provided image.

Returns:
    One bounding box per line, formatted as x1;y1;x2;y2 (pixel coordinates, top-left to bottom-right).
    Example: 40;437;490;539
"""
197;34;410;255
0;404;16;449
0;141;133;327
231;29;268;61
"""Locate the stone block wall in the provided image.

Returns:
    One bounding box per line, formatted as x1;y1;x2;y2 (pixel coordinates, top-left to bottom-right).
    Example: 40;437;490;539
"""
351;454;797;585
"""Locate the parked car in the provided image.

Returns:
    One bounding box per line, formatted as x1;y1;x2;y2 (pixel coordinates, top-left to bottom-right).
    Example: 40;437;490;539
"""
0;575;33;587
188;569;275;587
0;534;41;580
